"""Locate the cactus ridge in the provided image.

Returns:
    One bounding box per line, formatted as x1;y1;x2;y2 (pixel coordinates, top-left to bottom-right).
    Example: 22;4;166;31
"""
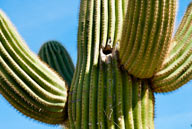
0;10;68;124
38;41;75;125
67;0;156;128
68;0;88;128
1;0;192;128
152;3;192;92
38;41;75;86
0;77;65;124
119;0;177;79
68;51;155;129
68;0;127;128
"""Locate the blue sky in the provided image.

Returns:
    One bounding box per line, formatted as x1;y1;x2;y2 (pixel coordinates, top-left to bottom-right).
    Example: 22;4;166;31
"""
0;0;192;129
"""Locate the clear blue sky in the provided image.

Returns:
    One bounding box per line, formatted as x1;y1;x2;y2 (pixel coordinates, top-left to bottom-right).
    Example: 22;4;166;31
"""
0;0;191;129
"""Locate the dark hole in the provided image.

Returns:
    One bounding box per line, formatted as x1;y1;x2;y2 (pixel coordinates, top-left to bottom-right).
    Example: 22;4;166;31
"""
103;49;112;55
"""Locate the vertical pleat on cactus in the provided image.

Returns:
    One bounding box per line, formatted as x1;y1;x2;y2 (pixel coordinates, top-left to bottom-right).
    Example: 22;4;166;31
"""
68;0;125;128
67;0;156;128
68;48;155;128
119;0;177;79
0;10;68;124
1;0;192;129
38;41;75;87
152;2;192;93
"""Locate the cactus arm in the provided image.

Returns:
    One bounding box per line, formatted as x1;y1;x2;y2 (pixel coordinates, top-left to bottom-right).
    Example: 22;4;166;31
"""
119;0;177;78
38;41;75;86
58;44;75;77
0;53;64;109
152;2;192;93
119;0;135;62
0;10;68;124
0;75;64;124
122;0;146;74
38;41;75;127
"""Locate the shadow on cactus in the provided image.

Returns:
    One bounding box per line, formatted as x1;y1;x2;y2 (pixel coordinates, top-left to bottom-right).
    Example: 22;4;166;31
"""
0;1;192;129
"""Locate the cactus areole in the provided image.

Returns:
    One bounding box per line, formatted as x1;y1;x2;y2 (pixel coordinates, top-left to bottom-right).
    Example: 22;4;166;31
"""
0;1;192;129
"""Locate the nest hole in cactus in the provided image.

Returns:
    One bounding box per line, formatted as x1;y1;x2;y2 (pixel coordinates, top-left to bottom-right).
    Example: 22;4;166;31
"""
102;46;113;55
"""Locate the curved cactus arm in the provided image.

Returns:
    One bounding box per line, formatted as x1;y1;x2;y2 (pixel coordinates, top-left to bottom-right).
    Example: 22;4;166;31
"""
0;10;68;124
119;0;177;78
38;41;75;86
152;2;192;93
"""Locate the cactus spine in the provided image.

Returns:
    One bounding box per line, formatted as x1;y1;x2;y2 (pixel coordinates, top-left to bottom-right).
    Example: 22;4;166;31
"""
0;1;192;129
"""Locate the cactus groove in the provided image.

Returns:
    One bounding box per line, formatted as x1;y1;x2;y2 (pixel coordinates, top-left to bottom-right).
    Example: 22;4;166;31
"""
38;41;75;86
152;2;192;92
119;0;177;79
68;50;155;129
1;1;192;129
0;10;68;124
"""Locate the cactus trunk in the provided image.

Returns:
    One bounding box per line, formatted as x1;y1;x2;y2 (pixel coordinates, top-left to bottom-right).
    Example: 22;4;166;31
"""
1;0;192;129
67;0;156;128
68;50;155;129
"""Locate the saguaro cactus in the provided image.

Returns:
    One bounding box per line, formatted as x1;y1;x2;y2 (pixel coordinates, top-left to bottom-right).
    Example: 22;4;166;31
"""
0;1;192;129
38;41;75;86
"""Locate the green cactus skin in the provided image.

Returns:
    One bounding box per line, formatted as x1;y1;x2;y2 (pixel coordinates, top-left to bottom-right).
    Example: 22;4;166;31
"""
119;0;177;79
68;50;155;129
38;41;75;86
68;0;128;127
152;2;192;93
1;1;192;129
67;0;191;128
0;10;68;124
